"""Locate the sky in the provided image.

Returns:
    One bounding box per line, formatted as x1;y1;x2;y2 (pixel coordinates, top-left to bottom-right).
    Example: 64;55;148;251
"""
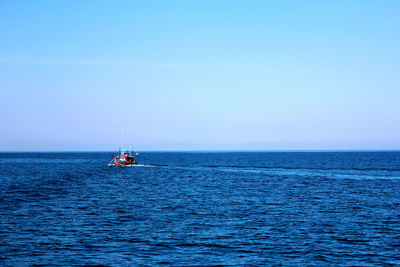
0;0;399;151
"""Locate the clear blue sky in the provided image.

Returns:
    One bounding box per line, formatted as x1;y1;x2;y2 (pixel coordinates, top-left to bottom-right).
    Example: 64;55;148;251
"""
0;0;399;151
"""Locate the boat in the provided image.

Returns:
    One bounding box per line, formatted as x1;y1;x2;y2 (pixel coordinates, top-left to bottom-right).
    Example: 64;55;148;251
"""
108;129;140;166
108;147;139;166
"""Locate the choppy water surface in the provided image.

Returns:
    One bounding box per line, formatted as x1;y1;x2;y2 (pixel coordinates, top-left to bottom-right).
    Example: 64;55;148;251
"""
1;152;399;265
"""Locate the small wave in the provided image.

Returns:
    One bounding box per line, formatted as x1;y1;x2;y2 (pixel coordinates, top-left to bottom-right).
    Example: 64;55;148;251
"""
215;165;400;172
177;243;234;249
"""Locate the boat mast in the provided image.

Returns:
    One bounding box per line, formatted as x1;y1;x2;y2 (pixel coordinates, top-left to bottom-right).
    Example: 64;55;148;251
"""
120;128;124;155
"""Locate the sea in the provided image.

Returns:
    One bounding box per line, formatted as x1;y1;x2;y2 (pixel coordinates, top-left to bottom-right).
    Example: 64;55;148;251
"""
0;151;399;266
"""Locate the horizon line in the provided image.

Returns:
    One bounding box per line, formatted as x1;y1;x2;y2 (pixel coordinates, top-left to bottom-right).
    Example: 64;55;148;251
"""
1;149;399;153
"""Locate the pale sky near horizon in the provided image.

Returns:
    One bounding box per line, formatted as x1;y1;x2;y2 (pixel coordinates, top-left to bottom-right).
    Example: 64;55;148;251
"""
0;0;399;151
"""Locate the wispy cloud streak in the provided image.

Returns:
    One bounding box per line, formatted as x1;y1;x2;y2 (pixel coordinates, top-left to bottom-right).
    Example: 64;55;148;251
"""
0;55;215;69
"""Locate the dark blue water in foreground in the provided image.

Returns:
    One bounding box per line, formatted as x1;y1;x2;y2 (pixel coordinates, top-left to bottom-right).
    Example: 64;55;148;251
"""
1;152;400;266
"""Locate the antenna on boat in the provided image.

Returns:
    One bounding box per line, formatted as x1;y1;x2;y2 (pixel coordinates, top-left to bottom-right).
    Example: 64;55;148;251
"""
120;128;124;155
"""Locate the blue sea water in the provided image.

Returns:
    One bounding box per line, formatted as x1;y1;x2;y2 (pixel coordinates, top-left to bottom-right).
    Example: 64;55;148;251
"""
0;151;399;266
